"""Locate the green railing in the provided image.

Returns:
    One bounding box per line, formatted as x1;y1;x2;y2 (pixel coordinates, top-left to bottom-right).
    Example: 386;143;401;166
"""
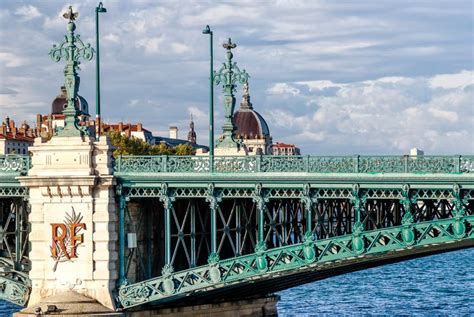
114;155;474;174
0;155;30;177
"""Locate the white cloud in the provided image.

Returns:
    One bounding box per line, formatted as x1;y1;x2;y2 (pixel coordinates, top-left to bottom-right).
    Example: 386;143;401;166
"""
171;42;191;54
15;5;41;21
136;37;164;54
430;70;473;89
0;1;472;154
428;109;458;123
0;52;27;67
296;80;344;91
267;83;300;96
187;106;207;121
266;70;474;154
104;33;120;43
179;4;261;27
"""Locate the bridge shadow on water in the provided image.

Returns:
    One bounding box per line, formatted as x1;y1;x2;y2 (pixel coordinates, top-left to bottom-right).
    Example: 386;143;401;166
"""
277;247;474;316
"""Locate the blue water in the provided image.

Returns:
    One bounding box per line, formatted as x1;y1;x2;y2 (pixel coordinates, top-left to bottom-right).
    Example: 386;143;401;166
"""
277;248;474;316
1;248;473;316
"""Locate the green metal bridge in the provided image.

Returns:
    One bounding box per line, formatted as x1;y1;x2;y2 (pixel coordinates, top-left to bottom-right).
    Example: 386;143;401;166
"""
0;154;474;308
0;155;30;306
1;5;473;313
114;154;474;308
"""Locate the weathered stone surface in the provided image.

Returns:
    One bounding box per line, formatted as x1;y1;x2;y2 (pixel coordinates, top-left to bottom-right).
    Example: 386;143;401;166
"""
127;295;279;317
14;290;123;316
19;136;118;310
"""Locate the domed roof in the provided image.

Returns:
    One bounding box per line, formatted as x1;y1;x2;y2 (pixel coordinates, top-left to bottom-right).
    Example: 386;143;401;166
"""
51;86;89;115
233;82;270;139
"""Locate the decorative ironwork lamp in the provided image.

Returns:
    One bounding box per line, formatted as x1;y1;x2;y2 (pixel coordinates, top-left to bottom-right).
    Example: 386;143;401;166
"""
49;6;94;137
214;38;249;149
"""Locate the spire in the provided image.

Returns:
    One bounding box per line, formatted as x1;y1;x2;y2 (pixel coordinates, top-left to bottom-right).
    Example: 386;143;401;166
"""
239;81;253;110
187;114;196;144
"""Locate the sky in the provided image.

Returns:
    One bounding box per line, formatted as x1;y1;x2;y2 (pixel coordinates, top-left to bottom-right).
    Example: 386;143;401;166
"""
0;0;472;155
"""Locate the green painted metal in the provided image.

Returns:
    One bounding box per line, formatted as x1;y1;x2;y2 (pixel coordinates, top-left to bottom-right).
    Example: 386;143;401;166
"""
0;271;31;306
0;155;30;177
117;215;474;308
206;184;220;263
49;6;94;137
213;39;249;149
95;2;107;140
114;155;474;175
115;178;474;309
0;197;31;307
118;194;127;285
202;25;214;172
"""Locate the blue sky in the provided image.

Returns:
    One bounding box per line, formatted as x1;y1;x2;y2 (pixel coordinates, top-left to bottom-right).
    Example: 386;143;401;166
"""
0;0;472;154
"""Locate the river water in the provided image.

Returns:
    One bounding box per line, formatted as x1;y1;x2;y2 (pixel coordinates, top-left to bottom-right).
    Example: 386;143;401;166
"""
1;248;473;316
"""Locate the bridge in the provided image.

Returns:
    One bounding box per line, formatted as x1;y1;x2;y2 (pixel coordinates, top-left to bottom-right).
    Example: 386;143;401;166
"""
1;5;473;315
1;153;473;310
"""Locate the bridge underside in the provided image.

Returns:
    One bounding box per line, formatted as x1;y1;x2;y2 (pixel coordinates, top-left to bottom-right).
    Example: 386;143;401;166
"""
150;238;474;309
0;188;31;306
116;179;474;309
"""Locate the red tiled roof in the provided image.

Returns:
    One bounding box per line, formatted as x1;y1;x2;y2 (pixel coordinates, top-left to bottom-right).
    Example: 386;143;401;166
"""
273;142;297;148
0;133;35;142
102;123;150;133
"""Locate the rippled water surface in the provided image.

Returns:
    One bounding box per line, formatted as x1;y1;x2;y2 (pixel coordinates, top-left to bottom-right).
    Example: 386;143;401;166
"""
1;248;473;316
277;248;474;316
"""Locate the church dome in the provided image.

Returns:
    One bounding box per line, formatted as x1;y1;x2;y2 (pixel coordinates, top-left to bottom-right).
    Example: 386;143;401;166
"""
51;86;89;116
233;82;270;139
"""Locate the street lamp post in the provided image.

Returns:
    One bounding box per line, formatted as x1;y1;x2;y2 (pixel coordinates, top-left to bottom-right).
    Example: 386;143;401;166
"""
202;25;214;173
95;2;106;141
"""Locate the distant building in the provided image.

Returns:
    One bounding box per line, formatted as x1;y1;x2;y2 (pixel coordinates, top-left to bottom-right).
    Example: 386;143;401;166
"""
233;82;273;155
37;86;208;152
410;148;424;156
102;122;154;144
103;118;208;151
272;142;301;156
0;117;35;155
153;122;208;151
187;116;197;144
37;86;93;138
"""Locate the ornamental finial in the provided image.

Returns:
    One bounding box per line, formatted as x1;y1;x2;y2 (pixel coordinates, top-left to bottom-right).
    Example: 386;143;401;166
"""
63;6;78;22
223;38;237;50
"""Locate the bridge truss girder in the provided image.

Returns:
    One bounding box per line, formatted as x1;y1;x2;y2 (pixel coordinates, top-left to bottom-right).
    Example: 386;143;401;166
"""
0;187;31;306
116;181;474;309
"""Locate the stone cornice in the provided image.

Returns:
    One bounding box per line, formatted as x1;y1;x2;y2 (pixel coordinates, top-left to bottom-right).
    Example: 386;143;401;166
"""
18;175;98;187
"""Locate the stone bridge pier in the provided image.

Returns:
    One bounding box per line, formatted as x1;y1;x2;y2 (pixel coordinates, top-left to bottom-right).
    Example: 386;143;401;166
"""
18;135;118;311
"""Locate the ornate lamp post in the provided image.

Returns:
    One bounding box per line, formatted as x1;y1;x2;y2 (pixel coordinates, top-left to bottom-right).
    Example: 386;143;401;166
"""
49;6;94;137
202;25;214;172
214;38;249;149
95;2;107;141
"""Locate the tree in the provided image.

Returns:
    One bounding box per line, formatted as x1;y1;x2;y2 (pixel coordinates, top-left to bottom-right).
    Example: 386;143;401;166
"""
107;131;195;156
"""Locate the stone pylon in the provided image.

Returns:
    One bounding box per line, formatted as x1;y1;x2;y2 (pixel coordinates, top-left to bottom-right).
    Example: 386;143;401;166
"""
19;135;118;310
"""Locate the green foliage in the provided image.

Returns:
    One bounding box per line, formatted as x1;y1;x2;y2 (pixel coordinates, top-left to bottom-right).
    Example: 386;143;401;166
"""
107;131;195;157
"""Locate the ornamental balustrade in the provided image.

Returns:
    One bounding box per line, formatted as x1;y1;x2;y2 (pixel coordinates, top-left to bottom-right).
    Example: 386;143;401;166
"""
0;155;30;177
3;154;471;176
114;155;474;174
